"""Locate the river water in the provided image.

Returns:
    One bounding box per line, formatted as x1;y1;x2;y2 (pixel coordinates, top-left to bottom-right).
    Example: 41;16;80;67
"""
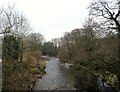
33;57;76;90
33;57;117;91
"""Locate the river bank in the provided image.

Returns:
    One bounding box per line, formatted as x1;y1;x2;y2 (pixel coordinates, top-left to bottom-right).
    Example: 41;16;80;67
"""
2;55;46;90
72;63;118;92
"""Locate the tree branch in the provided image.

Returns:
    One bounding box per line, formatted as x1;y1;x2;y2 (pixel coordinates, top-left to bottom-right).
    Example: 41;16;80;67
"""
115;10;120;19
100;1;114;19
3;10;13;26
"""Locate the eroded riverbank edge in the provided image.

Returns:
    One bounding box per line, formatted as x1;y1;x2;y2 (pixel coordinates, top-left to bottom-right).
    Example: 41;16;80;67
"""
30;56;49;90
31;70;46;90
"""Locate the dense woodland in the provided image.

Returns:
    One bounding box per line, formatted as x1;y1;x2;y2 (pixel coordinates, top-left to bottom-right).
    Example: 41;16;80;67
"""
0;0;120;91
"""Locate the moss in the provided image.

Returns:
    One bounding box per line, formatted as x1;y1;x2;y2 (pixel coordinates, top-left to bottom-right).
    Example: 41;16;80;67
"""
29;68;40;74
102;71;119;89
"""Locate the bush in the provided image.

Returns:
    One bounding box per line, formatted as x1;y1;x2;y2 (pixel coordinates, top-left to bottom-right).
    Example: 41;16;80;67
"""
2;35;20;61
2;50;46;90
23;51;46;69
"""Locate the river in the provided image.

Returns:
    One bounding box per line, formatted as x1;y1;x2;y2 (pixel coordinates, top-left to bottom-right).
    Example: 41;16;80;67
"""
33;57;76;90
33;57;117;92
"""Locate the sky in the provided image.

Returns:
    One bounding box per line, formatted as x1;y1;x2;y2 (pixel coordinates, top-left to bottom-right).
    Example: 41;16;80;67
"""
0;0;92;41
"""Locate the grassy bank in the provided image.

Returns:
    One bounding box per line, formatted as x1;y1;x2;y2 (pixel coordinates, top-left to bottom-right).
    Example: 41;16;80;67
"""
2;51;46;90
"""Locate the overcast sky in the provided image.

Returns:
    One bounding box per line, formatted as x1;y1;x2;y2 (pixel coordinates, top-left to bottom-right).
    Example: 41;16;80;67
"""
0;0;92;41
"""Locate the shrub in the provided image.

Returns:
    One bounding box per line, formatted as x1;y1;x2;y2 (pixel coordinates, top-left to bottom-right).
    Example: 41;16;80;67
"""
2;35;20;61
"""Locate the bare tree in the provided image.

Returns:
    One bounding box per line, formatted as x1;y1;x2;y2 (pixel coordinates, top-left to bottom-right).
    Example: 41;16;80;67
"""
88;0;120;86
27;33;45;51
0;4;32;61
89;0;120;35
0;4;31;36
